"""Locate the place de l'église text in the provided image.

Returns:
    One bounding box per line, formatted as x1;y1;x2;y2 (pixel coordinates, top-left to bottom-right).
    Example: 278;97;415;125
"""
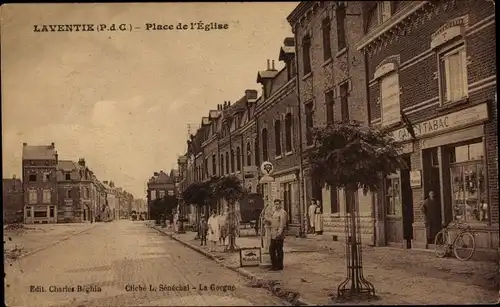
33;22;229;33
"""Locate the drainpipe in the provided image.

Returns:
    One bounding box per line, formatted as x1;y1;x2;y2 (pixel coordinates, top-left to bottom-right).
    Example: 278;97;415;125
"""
292;24;306;238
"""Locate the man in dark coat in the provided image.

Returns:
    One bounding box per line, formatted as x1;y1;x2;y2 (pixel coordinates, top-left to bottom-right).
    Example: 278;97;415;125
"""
420;190;442;241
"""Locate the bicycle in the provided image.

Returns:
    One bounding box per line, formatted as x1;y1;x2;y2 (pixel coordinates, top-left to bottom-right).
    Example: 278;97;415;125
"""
434;219;476;261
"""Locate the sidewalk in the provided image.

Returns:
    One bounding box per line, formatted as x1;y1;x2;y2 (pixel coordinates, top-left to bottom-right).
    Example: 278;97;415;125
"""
151;225;498;305
4;223;98;262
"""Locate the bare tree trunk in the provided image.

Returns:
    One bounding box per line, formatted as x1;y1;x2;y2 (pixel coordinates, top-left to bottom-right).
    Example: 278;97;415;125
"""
227;200;238;251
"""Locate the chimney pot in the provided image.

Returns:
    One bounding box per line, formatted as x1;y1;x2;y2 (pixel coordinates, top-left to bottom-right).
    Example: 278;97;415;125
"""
272;60;275;70
51;142;55;148
13;174;16;179
267;59;270;70
23;142;27;146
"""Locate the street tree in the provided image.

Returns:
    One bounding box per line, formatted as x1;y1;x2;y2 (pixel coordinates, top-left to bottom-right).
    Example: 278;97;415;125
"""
308;121;405;299
182;179;217;237
215;175;246;252
151;195;178;225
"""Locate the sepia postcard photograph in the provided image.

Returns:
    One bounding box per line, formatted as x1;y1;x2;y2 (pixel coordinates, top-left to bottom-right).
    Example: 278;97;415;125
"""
2;1;498;306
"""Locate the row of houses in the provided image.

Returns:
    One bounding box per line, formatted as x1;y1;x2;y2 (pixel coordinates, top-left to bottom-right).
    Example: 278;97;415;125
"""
176;0;497;254
3;142;135;224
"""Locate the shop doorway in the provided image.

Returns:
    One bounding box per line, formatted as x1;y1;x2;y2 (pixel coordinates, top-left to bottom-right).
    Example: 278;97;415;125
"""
400;155;414;248
422;148;442;244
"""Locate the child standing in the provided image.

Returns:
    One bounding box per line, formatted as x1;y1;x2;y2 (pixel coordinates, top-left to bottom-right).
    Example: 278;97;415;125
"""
199;215;208;246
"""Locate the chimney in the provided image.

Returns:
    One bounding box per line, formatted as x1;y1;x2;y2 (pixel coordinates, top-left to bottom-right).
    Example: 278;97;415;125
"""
272;60;275;70
12;174;16;179
103;180;108;184
50;142;55;148
284;37;295;46
228;101;231;107
153;172;159;176
78;158;86;167
23;142;27;147
55;152;58;163
267;59;270;70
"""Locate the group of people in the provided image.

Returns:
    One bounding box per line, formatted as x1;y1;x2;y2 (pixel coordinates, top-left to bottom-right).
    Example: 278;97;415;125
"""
199;210;230;252
307;199;324;235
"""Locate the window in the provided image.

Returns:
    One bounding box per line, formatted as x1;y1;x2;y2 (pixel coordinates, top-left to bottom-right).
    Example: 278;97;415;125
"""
322;17;332;61
151;190;156;200
236;147;241;171
325;90;334;125
43;173;50;182
439;45;468;103
282;182;293;224
305;102;314;146
449;141;486;222
49;206;55;218
262;128;269;162
302;35;312;75
159;190;165;199
246;142;252;166
378;1;392;24
29;174;37;182
336;4;346;51
231;149;235;173
330;185;339;213
42;189;51;204
212;154;217;175
29;190;37;204
26;207;31;217
225;152;229;174
65;173;71;180
285;113;293;153
66;189;72;198
274;120;282;157
340;83;349;122
220;154;224;175
167;190;174;196
34;211;48;218
380;72;400;126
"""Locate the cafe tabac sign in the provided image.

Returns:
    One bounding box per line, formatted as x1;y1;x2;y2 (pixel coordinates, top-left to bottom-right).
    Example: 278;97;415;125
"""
393;103;489;142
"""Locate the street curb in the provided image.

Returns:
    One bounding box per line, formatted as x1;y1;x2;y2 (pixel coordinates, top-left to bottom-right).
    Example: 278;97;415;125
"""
14;224;98;260
149;224;314;306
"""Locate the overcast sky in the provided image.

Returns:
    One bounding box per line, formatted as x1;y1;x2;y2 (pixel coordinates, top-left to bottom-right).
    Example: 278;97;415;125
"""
1;2;297;198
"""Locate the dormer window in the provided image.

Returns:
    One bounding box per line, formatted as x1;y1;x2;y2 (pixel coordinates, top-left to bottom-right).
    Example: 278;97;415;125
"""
378;1;392;24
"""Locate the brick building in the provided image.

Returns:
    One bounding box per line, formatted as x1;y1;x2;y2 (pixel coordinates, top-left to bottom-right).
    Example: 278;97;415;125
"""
22;142;59;224
287;1;372;241
147;170;177;219
254;38;303;235
357;0;497;252
56;159;95;223
3;175;23;223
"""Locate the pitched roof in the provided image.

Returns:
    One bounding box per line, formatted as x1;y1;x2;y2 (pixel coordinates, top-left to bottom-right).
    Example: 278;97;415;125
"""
149;170;174;184
57;160;81;171
22;144;57;160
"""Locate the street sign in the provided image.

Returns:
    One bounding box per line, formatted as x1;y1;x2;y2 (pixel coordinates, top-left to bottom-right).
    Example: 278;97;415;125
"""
260;161;274;176
239;247;261;267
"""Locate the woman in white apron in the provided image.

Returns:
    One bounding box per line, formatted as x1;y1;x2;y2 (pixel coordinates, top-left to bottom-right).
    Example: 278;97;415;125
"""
207;210;220;252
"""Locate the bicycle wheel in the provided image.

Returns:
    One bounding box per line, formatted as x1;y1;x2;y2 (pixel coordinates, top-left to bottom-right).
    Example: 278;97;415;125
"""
434;229;449;258
453;231;476;261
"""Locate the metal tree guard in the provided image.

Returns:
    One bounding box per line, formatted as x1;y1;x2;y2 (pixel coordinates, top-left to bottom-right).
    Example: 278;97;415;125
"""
337;188;376;301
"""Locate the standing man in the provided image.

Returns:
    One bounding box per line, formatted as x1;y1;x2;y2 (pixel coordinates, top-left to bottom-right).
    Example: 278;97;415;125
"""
269;199;287;271
420;190;442;242
308;199;318;234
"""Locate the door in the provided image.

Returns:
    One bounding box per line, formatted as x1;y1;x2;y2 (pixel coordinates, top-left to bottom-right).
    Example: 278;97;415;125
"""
385;170;404;246
401;156;414;248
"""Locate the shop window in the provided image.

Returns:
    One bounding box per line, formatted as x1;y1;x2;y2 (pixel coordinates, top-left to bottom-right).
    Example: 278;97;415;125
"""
159;190;165;199
34;211;48;218
439;44;468;104
449;141;487;222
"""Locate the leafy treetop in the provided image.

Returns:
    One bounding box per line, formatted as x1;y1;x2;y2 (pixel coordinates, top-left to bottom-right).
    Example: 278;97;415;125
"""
215;175;246;204
309;121;405;195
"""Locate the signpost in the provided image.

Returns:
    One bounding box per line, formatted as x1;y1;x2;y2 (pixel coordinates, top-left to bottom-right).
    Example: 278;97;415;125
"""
258;161;275;268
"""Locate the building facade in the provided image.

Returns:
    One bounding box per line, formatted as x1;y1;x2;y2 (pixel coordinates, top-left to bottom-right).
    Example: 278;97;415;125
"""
147;170;177;219
357;0;497;251
23;142;59;224
255;40;303;235
287;1;372;242
3;175;24;223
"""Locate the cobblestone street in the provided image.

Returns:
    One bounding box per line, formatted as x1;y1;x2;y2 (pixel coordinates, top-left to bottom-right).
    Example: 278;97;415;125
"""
166;230;498;305
4;221;288;307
